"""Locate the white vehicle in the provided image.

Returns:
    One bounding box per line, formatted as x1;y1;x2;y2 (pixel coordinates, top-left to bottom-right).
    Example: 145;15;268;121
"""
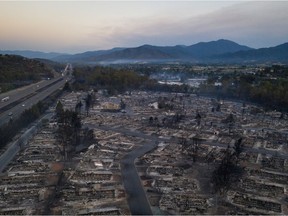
1;96;9;102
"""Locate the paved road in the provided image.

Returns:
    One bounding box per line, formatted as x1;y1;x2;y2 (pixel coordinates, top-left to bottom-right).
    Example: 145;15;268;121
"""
85;124;156;140
0;77;70;126
121;140;157;215
86;123;288;159
85;123;159;215
0;77;63;110
0;64;71;109
0;112;53;173
0;64;71;126
0;77;66;126
85;123;288;215
0;80;46;109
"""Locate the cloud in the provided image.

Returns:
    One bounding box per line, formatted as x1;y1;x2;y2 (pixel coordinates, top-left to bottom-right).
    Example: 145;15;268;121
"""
1;1;287;52
85;1;288;49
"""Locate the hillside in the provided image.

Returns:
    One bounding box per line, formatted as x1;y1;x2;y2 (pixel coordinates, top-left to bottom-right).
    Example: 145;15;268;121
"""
2;39;288;64
0;54;54;92
53;48;125;62
54;39;251;63
215;42;288;63
186;39;253;57
0;50;66;60
53;39;253;63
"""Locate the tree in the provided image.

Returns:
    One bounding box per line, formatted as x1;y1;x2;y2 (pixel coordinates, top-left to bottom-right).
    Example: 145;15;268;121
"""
149;116;154;125
63;82;72;92
212;147;244;193
75;101;83;113
233;137;243;158
82;127;96;147
216;103;221;112
191;135;202;162
222;113;235;134
85;93;93;116
55;101;64;118
56;110;81;160
120;99;126;110
71;111;81;146
195;112;201;126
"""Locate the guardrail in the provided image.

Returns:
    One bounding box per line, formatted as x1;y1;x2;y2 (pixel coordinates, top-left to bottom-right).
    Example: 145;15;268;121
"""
0;77;63;114
0;112;53;173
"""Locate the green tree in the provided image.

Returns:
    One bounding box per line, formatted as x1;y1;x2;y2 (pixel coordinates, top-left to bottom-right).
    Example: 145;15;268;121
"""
55;101;64;118
212;147;244;194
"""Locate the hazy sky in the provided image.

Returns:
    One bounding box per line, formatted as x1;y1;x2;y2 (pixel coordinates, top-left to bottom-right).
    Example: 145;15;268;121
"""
1;1;288;53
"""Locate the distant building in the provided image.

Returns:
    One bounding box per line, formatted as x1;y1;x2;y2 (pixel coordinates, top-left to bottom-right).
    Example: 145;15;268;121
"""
101;102;120;112
214;82;222;86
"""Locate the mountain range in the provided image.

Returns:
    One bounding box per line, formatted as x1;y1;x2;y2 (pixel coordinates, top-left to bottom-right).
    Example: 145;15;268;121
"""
0;50;65;60
1;39;288;64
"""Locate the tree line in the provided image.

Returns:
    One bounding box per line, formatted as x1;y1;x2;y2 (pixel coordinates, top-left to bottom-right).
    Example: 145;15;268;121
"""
0;54;54;92
0;85;65;150
200;65;288;112
0;101;46;149
55;100;95;160
73;65;193;95
73;66;150;94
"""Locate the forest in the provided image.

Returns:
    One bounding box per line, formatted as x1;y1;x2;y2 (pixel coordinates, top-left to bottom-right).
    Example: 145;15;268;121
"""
199;65;288;112
73;65;193;94
73;66;151;94
0;54;54;92
0;87;64;150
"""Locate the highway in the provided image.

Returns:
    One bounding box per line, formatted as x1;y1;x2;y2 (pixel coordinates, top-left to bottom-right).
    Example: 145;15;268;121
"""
0;81;46;109
0;64;72;126
0;112;54;173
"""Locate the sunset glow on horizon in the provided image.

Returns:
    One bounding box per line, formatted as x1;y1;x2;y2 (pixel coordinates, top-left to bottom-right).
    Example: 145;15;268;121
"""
1;1;288;53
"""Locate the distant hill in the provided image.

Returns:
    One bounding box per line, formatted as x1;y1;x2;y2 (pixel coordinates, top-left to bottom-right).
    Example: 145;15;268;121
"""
186;39;253;57
54;39;253;63
0;50;66;59
92;45;174;61
3;39;288;64
52;47;125;62
214;42;288;63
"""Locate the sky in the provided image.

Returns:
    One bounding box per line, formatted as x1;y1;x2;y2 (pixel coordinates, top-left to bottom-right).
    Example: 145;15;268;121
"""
1;1;288;53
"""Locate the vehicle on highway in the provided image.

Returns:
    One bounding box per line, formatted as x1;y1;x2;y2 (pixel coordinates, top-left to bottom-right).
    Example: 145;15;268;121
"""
1;96;9;102
8;112;13;116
